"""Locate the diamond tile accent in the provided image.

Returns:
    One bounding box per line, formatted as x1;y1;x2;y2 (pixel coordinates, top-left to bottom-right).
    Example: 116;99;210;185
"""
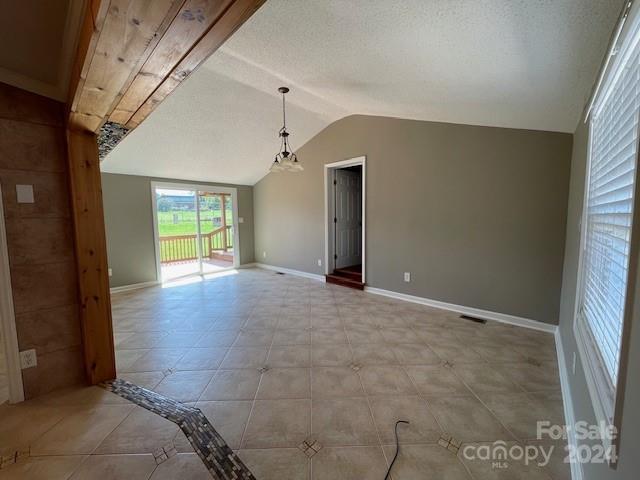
153;447;169;465
297;436;322;458
437;434;461;454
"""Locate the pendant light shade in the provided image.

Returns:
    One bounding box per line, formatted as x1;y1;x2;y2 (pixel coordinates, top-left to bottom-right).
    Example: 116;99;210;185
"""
270;87;303;173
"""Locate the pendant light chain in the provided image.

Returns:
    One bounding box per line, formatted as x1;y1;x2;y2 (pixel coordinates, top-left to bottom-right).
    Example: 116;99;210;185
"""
282;89;286;130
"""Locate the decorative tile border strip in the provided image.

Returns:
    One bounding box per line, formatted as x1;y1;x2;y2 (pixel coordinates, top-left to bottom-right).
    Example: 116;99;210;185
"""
101;379;256;480
298;436;322;458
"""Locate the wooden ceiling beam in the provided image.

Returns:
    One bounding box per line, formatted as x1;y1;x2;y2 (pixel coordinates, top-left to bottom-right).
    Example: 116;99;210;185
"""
69;0;186;132
109;0;235;125
69;0;265;134
67;0;109;119
123;0;266;129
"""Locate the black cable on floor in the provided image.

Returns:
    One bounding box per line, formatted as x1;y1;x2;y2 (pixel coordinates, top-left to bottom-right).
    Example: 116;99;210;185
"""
384;420;410;480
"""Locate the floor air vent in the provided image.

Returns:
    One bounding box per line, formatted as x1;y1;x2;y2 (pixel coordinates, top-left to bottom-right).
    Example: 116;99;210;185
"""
460;314;487;324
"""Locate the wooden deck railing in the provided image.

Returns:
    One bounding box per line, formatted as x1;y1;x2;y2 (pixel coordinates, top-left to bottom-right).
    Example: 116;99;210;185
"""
160;225;233;264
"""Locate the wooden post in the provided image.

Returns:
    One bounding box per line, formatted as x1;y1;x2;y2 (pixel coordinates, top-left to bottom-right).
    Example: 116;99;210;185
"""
63;0;265;385
67;129;116;384
220;194;228;252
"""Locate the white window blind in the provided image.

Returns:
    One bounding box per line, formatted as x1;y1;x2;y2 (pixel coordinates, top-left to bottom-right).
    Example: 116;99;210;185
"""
579;26;640;413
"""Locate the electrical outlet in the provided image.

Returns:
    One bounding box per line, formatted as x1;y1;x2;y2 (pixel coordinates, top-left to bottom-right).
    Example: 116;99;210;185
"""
572;352;577;375
404;272;411;282
263;251;267;258
239;217;244;224
317;259;322;266
20;349;37;369
108;268;113;277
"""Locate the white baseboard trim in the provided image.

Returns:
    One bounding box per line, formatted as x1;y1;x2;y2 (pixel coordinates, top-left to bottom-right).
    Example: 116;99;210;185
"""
251;263;556;334
110;280;159;294
554;329;583;480
364;286;557;334
253;263;326;282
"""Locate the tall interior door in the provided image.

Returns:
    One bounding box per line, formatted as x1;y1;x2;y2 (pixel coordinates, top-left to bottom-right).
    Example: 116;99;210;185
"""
334;168;362;269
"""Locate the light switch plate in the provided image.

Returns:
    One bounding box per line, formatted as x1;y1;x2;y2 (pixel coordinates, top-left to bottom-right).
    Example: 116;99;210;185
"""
239;217;244;223
317;259;322;266
404;272;411;282
19;349;37;369
108;268;113;277
16;185;34;203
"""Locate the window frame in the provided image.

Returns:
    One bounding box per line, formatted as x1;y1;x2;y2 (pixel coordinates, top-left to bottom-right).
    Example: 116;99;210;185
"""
573;0;640;463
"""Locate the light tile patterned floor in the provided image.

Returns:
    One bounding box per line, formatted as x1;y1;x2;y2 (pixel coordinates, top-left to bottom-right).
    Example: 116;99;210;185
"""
0;268;570;479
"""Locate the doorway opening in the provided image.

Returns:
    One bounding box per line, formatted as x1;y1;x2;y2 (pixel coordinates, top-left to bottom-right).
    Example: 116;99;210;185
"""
151;182;240;282
324;157;366;289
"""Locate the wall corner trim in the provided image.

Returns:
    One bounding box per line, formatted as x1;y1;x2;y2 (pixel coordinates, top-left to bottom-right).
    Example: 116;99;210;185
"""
365;286;558;333
109;281;160;294
554;329;584;480
253;263;326;282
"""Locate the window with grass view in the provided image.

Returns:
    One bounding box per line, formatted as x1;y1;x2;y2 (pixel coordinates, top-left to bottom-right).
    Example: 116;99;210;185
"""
154;186;235;281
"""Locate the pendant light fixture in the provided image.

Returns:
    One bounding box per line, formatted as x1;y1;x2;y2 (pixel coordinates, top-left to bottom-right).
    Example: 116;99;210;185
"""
270;87;303;173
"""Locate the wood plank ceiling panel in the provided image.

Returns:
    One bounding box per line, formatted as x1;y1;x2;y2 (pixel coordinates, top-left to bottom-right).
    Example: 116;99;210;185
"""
69;0;184;132
109;0;234;125
125;0;265;128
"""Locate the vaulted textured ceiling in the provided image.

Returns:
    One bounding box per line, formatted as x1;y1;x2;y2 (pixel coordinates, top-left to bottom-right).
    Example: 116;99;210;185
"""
101;0;624;185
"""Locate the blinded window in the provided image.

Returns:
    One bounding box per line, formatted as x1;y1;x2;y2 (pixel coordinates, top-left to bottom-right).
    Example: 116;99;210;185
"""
578;25;640;417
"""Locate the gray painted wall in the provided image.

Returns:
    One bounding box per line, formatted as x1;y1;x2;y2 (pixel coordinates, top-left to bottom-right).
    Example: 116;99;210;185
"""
557;120;640;480
102;173;254;288
254;115;572;324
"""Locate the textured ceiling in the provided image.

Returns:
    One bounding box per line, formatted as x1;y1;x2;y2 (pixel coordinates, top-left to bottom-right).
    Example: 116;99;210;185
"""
0;0;85;101
102;0;623;185
101;67;330;185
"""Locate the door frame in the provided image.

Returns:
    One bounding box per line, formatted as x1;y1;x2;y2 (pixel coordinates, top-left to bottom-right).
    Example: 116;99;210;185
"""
0;185;25;403
150;181;241;282
324;156;366;282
